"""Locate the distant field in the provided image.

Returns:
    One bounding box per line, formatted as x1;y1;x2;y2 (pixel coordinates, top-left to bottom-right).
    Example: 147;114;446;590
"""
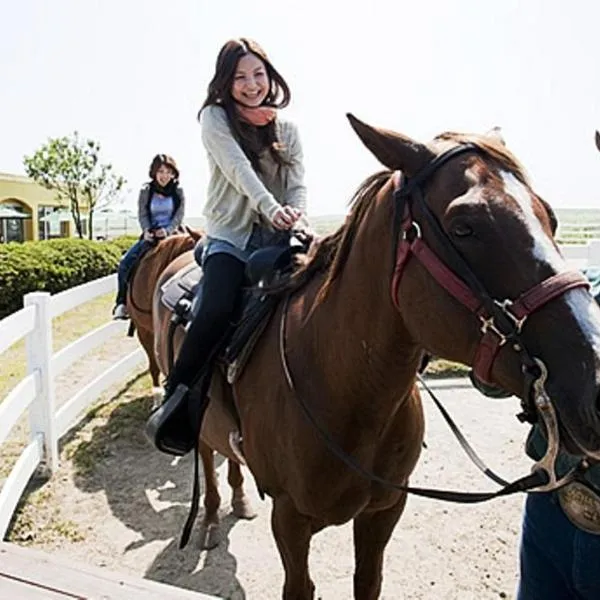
310;210;600;238
555;208;600;224
101;210;600;240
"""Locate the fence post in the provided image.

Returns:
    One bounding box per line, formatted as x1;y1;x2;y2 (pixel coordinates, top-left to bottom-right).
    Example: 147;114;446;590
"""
24;292;59;474
588;240;600;266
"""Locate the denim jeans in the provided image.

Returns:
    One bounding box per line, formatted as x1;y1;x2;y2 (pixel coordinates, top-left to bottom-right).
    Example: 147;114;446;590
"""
115;238;154;304
517;491;600;599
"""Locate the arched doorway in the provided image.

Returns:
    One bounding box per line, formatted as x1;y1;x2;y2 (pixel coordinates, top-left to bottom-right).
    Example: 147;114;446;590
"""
0;200;32;243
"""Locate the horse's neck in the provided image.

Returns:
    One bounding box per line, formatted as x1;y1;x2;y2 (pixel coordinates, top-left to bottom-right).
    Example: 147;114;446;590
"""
299;203;420;404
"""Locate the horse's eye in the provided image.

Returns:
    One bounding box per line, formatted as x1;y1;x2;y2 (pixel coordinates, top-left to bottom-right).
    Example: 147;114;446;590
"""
451;223;473;238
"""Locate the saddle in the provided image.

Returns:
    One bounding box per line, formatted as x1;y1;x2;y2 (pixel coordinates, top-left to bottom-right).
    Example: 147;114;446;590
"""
146;236;310;457
160;241;300;380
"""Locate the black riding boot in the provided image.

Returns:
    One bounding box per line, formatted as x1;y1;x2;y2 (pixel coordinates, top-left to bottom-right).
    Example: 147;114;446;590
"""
145;252;247;456
145;310;222;456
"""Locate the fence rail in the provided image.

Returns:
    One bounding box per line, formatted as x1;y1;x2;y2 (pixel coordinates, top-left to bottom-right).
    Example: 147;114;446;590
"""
0;275;144;539
556;222;600;244
560;239;600;267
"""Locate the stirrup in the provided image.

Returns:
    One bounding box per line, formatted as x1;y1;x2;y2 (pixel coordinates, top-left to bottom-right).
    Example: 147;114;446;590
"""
113;303;129;320
145;383;196;456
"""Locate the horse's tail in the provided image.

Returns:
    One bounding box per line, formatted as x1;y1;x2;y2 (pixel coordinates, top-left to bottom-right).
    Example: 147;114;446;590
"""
127;320;136;337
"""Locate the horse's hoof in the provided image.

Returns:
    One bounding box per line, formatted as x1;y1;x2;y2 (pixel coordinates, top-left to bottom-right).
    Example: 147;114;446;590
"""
199;522;220;550
232;497;257;520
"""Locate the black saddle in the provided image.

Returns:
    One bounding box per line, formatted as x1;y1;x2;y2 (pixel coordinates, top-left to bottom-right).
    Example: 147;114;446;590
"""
159;240;297;335
146;235;310;456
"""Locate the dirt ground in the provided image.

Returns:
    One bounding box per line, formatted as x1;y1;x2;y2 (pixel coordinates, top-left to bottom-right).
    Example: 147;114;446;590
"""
6;366;534;600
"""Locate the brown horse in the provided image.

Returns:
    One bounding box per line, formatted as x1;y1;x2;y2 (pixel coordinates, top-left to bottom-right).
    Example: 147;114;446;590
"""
127;231;257;549
155;116;600;599
127;232;200;407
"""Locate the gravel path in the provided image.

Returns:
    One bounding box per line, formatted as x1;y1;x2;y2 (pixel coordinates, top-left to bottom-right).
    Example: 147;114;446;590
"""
8;371;532;600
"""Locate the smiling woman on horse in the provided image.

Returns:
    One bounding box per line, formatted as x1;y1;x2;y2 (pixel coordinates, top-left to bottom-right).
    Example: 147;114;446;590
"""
112;154;186;320
146;38;309;454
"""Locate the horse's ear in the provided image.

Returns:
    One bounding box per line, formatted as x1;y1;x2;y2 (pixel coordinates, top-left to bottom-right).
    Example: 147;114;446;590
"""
346;113;434;176
484;126;506;146
538;196;558;237
595;130;600;153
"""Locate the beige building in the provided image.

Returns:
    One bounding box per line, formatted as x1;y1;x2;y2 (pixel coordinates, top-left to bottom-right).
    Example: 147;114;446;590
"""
0;172;83;243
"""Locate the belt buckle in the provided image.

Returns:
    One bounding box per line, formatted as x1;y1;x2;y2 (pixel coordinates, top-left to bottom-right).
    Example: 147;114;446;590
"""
557;482;600;535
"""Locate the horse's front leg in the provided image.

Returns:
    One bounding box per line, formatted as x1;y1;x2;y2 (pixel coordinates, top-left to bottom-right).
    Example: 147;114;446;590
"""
353;494;407;600
227;460;257;520
271;494;315;600
198;441;221;549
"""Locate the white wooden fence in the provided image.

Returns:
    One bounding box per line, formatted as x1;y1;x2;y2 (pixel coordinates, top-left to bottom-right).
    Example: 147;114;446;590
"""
560;239;600;269
0;274;145;538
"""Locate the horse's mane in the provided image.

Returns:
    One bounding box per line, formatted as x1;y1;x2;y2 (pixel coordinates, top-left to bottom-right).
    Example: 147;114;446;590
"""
283;132;530;305
284;170;391;302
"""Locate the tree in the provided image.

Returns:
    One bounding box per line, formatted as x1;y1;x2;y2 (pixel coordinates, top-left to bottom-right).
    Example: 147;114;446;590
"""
24;132;126;239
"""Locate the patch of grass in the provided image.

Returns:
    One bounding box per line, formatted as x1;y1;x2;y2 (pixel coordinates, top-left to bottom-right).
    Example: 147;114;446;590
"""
0;440;25;480
6;373;151;545
49;519;85;542
63;372;153;478
425;358;470;378
0;292;116;402
7;479;85;546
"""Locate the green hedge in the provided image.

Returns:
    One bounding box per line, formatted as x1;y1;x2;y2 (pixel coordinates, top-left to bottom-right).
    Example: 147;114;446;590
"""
0;236;137;319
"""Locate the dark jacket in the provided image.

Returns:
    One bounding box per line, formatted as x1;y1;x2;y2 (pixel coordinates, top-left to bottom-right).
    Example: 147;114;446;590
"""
137;183;186;234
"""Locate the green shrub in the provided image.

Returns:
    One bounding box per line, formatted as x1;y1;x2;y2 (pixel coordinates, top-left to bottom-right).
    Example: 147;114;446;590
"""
107;235;139;255
0;238;127;319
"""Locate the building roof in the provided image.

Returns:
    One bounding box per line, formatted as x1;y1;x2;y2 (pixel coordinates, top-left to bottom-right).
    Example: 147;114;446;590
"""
0;171;32;184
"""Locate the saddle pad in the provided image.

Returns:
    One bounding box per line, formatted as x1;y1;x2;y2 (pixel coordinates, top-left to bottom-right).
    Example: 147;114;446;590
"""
160;262;202;313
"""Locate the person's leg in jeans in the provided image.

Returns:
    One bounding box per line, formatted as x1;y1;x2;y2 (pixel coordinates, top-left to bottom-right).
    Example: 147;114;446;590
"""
114;239;150;308
165;251;246;393
517;492;576;600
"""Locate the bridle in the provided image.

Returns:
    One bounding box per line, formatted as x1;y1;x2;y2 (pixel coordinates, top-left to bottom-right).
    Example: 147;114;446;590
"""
279;143;594;501
390;143;589;421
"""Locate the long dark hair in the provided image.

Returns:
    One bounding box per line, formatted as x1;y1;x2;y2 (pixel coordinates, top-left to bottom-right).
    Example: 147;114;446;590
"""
198;38;291;171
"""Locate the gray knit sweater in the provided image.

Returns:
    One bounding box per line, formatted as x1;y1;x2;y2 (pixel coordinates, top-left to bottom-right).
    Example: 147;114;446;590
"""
199;104;307;249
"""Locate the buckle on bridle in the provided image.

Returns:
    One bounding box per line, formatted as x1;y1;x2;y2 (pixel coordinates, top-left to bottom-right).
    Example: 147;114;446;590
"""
495;299;527;333
479;315;508;346
402;222;422;241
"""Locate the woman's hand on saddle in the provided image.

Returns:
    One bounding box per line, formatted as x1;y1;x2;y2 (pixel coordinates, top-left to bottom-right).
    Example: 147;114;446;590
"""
153;228;167;239
272;206;302;231
143;229;155;242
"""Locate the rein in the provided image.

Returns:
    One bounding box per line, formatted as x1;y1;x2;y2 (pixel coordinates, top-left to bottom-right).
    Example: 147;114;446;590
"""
278;144;593;501
279;294;583;501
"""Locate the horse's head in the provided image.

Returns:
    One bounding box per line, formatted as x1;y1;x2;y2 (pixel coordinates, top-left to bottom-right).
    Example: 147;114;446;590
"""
347;114;600;459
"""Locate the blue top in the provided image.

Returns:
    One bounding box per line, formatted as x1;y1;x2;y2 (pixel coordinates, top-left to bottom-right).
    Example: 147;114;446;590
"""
149;193;175;229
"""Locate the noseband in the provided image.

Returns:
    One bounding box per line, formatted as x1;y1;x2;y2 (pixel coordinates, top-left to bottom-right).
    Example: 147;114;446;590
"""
390;144;590;425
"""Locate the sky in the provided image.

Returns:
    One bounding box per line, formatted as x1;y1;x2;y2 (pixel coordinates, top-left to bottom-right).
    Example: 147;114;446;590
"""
1;0;600;217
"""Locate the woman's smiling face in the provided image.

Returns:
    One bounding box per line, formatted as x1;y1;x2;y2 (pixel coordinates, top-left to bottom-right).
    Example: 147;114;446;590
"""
231;53;269;107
